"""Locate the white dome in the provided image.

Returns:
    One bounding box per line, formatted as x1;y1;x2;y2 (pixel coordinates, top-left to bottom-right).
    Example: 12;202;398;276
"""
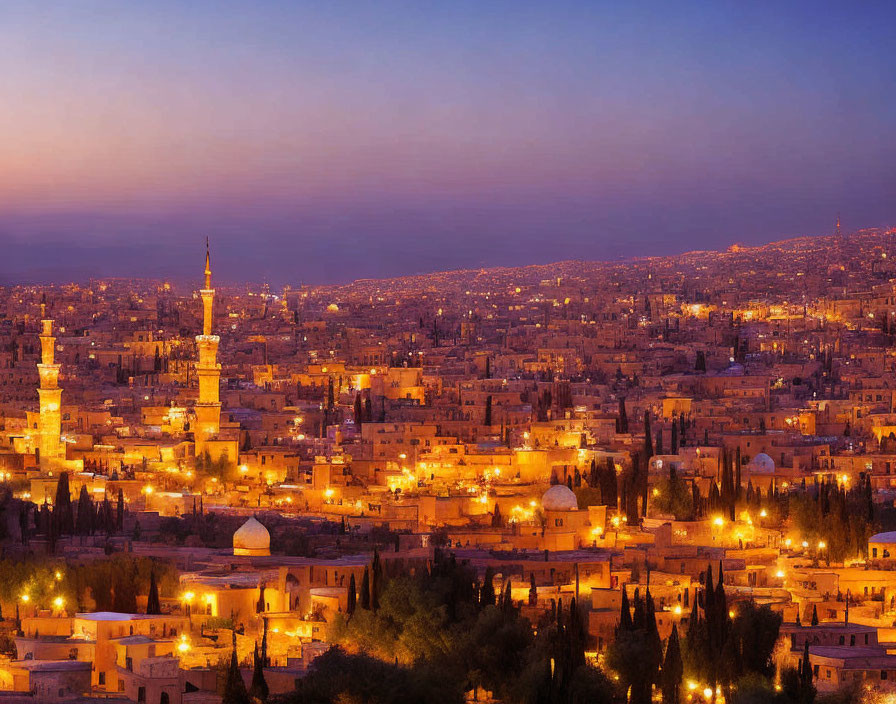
542;485;578;512
233;517;271;556
748;453;775;474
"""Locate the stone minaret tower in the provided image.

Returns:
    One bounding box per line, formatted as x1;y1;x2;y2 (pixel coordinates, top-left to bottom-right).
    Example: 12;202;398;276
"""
195;240;221;440
37;317;63;463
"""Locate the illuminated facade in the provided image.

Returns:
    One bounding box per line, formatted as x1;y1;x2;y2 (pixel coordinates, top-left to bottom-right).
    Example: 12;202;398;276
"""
37;317;63;464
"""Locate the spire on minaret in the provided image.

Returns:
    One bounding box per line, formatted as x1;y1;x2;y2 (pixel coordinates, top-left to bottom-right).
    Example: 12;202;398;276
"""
204;237;212;290
195;238;221;441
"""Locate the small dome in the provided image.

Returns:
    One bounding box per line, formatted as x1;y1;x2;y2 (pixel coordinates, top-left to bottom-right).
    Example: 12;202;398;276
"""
542;485;578;512
233;517;270;557
747;453;775;474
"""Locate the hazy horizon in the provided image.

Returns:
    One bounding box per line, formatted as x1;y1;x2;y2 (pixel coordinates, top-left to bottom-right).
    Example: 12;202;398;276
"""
3;223;886;289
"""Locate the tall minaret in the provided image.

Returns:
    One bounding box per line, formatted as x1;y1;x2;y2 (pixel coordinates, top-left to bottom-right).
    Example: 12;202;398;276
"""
37;317;63;463
195;239;221;440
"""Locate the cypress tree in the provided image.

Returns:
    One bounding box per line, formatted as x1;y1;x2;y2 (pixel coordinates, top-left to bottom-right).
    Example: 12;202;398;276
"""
249;643;269;703
529;573;537;606
146;570;161;615
481;567;496;606
632;587;645;631
703;564;715;633
618;585;633;632
76;485;93;535
116;488;124;531
54;472;74;535
360;567;370;610
501;579;513;615
347;573;356;616
661;623;683;704
353;393;363;430
618;397;629;434
800;639;814;703
811;604;819;626
645;588;663;686
714;563;728;652
371;549;382;612
223;642;249;704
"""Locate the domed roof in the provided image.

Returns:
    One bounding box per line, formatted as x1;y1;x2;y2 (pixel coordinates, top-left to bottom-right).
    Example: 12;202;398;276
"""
233;516;270;556
869;531;896;544
747;452;775;474
542;485;578;512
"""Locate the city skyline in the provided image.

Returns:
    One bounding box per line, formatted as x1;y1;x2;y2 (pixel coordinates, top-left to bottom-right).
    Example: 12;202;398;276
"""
3;1;896;284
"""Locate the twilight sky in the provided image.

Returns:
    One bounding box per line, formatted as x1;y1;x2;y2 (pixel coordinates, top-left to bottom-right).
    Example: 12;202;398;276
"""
2;0;895;284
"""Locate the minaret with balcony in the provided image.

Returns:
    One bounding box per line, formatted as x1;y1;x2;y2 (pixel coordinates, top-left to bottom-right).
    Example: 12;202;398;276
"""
37;318;63;463
195;241;221;441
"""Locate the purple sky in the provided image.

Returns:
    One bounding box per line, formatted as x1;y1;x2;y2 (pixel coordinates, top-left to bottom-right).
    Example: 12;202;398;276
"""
2;1;895;284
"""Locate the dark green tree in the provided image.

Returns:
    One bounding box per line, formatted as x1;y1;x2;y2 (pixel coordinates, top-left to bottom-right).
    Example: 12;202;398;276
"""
223;646;250;704
360;567;371;610
347;573;356;616
54;472;74;535
249;642;269;703
75;485;93;535
146;570;161;615
661;623;683;704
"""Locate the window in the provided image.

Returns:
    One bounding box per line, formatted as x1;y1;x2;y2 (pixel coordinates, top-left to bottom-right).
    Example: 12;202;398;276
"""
851;635;856;646
98;673;105;686
138;686;146;702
